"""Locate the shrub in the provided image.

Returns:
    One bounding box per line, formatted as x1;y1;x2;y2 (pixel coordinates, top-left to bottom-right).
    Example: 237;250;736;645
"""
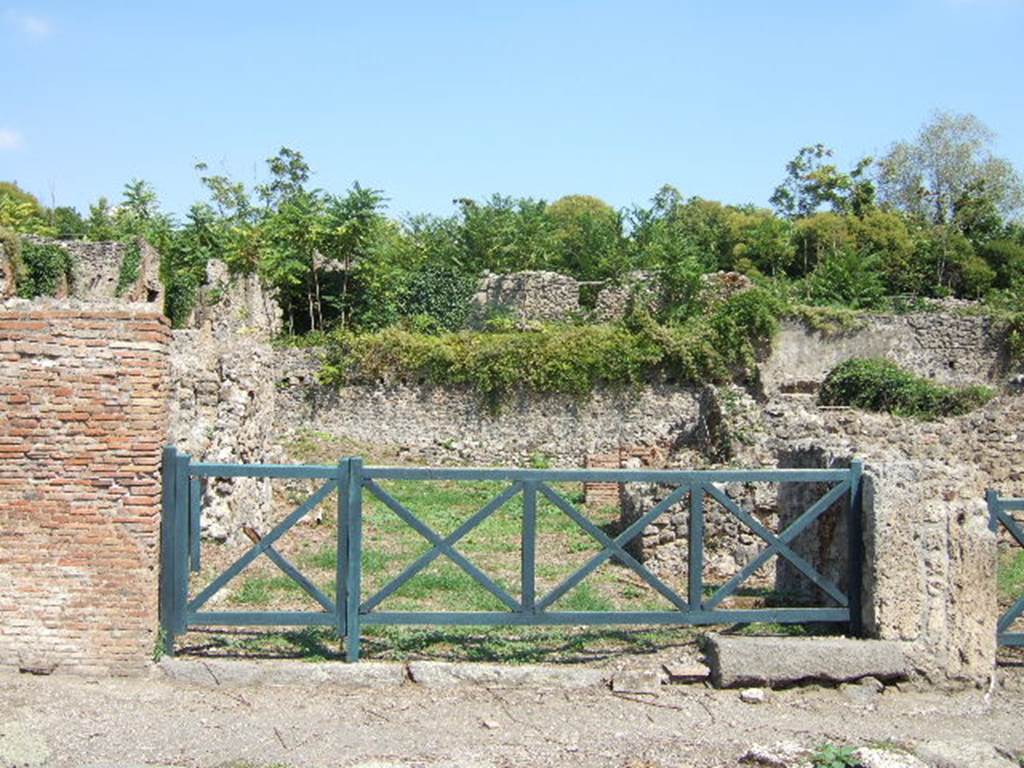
319;286;782;407
819;358;993;419
115;240;142;297
17;239;74;298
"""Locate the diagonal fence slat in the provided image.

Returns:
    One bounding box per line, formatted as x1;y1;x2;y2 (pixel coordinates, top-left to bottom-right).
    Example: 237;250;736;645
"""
536;484;691;611
703;481;850;609
363;478;521;612
361;482;523;612
537;482;689;612
187;479;338;612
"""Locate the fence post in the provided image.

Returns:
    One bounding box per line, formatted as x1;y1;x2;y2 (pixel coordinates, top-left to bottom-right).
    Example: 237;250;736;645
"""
173;451;192;638
521;480;537;614
688;484;703;610
159;446;178;656
336;458;350;641
847;460;864;637
345;457;363;662
986;488;999;533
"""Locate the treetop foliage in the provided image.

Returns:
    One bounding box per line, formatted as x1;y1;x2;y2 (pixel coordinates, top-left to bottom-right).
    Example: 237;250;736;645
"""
2;111;1022;334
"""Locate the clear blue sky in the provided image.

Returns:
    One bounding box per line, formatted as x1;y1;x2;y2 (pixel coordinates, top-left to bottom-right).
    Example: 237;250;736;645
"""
3;1;1023;220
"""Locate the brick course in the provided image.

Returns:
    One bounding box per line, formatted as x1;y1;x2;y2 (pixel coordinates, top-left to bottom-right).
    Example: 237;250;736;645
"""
0;305;171;675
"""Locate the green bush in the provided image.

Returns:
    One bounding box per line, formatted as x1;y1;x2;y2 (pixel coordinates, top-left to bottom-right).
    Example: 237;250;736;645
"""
819;358;994;419
319;287;781;407
17;239;74;298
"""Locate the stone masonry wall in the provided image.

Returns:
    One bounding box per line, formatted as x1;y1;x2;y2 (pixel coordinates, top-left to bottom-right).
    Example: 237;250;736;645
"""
468;270;580;327
0;301;171;675
274;348;702;467
761;313;1006;392
168;261;282;542
21;236;163;306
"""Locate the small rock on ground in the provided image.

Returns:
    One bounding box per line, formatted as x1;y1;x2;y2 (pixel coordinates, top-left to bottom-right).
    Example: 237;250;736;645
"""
739;687;770;704
739;740;810;766
611;669;661;695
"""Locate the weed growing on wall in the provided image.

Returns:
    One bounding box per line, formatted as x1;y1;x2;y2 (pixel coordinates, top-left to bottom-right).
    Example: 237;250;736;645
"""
318;287;782;406
115;240;142;297
17;239;74;298
819;358;994;419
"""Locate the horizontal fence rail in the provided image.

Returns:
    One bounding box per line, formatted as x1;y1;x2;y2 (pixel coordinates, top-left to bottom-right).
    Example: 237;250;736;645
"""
987;490;1024;647
160;448;865;661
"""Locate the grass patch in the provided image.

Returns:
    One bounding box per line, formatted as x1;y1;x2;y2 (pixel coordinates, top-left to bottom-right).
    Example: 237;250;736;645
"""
819;358;994;420
999;549;1024;605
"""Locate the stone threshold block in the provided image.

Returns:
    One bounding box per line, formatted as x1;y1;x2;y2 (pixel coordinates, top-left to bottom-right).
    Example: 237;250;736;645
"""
704;633;907;688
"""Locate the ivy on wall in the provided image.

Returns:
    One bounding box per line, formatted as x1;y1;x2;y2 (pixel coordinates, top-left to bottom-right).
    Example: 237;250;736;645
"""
16;240;74;299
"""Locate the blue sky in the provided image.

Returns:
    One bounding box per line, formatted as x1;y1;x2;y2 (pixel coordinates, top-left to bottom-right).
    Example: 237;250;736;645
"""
3;1;1023;220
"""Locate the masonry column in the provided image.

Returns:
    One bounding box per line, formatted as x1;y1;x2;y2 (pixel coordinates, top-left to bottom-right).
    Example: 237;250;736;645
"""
0;301;172;675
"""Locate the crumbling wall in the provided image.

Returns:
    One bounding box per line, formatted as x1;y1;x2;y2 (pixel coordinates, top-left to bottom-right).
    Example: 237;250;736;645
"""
0;301;171;675
274;353;702;467
762;313;1007;393
468;270;580;327
20;236;163;305
167;261;282;542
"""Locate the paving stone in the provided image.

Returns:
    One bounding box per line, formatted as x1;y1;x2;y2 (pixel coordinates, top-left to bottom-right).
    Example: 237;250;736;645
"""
914;740;1017;768
705;634;908;688
406;661;606;689
158;658;407;687
663;659;710;684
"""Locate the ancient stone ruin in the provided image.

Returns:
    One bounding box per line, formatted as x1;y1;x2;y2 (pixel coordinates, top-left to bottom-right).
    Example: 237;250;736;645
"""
0;241;1021;687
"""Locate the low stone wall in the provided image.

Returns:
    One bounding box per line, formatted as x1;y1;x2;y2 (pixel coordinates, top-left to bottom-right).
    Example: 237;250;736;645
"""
0;301;171;675
762;313;1007;392
274;354;703;467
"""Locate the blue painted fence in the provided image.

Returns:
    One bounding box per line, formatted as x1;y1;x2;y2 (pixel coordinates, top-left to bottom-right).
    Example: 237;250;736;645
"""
986;490;1024;647
159;447;864;660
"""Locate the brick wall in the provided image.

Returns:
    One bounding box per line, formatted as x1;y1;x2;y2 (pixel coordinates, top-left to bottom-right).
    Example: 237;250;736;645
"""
0;305;171;675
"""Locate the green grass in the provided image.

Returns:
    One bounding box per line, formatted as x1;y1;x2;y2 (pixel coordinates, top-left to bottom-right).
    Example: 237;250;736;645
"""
999;549;1024;605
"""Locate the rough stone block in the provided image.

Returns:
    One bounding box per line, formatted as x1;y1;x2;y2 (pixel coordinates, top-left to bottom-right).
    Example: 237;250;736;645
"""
705;634;907;688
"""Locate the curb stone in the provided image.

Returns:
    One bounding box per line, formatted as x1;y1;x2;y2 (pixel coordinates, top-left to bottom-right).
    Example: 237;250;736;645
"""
406;661;608;688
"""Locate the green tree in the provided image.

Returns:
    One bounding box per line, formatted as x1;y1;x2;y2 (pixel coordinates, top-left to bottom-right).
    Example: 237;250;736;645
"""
876;111;1023;227
545;194;625;281
0;182;53;234
770;145;874;219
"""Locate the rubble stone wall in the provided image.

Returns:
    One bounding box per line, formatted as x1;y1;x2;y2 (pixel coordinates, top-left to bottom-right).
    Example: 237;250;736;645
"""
761;313;1007;392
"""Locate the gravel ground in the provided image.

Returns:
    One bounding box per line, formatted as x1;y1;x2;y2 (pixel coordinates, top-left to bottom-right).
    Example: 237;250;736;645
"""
1;665;1023;768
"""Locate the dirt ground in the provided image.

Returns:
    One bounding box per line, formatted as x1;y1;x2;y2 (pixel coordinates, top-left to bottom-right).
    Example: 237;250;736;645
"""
2;663;1024;768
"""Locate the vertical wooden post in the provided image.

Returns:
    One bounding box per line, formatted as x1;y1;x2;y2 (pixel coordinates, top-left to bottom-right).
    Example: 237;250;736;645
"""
521;480;537;614
345;457;363;662
847;460;864;637
173;452;191;637
336;458;350;640
159;446;178;656
688;484;703;610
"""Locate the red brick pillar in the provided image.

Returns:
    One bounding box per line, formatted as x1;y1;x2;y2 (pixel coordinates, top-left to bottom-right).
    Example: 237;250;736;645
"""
0;306;171;675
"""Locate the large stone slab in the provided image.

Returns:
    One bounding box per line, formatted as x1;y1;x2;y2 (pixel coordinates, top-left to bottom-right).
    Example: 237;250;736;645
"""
407;661;607;689
704;634;907;688
158;658;407;687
